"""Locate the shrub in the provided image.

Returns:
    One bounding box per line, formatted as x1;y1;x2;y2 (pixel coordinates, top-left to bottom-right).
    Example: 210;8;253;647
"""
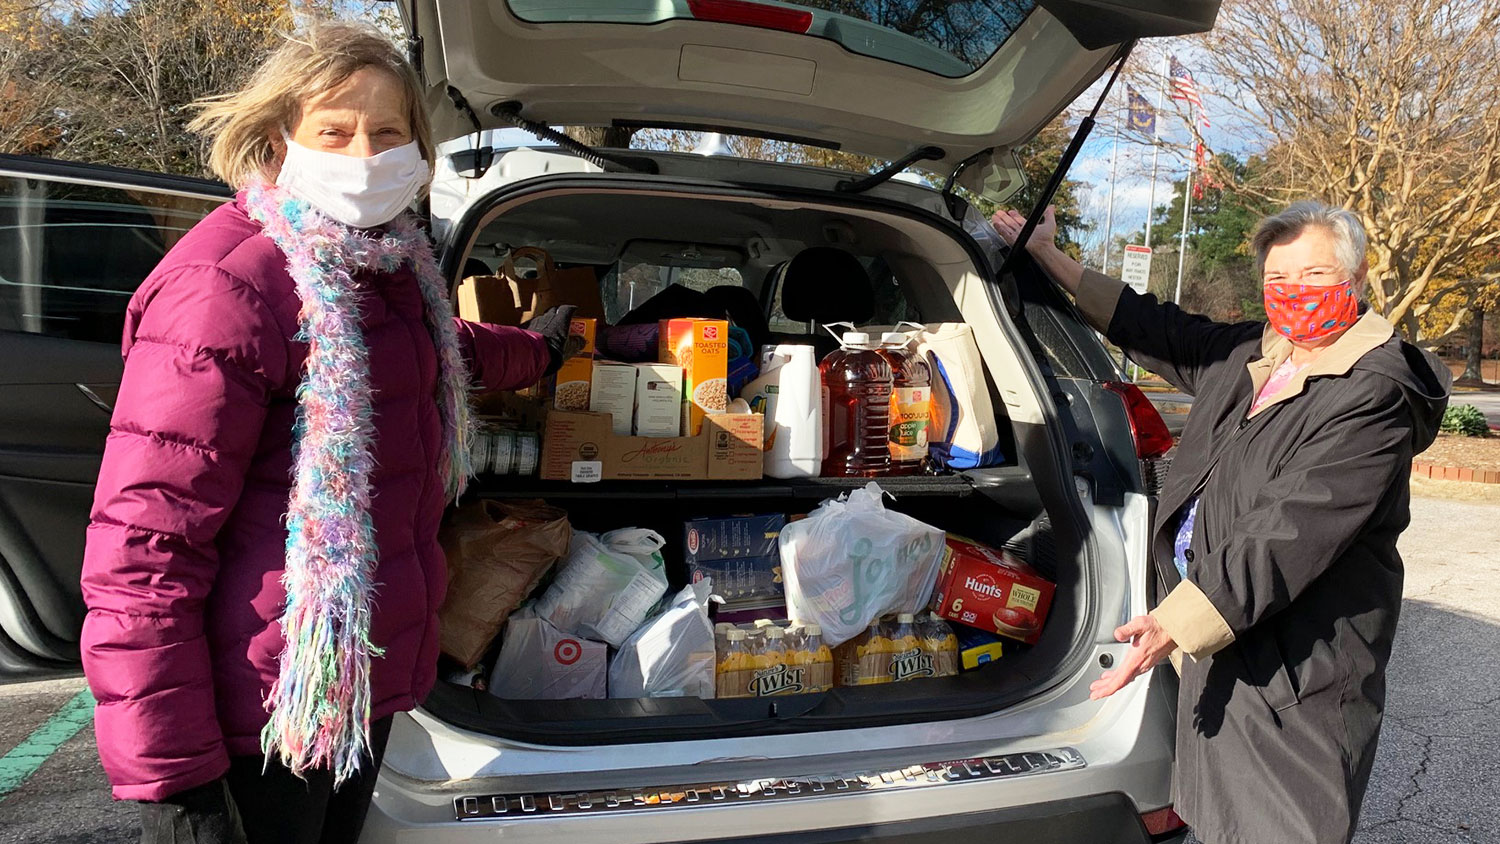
1440;404;1490;437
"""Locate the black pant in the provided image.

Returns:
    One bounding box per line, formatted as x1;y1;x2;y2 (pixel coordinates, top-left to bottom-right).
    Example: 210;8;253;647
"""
139;716;393;844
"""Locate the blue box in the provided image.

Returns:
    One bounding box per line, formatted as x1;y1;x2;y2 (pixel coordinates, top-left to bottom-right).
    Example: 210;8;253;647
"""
684;514;786;602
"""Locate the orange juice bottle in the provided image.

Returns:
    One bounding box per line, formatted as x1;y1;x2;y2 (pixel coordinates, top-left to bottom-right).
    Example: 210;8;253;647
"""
750;627;801;697
921;613;960;677
889;613;936;683
801;624;834;693
716;629;754;699
856;618;896;685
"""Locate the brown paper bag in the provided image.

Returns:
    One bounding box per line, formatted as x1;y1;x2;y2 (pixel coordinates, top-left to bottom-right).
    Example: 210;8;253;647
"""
439;499;571;668
456;246;604;325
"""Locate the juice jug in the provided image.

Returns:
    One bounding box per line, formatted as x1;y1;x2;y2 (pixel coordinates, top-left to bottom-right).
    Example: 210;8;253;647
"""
820;329;893;477
716;629;754;699
741;344;823;478
878;330;932;475
888;613;936;683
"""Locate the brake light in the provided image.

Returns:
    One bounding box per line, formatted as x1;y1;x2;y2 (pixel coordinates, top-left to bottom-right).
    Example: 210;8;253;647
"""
1140;806;1187;836
687;0;815;33
1103;381;1175;459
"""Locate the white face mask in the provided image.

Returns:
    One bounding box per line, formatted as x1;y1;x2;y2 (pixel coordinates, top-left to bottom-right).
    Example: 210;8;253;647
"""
275;134;427;229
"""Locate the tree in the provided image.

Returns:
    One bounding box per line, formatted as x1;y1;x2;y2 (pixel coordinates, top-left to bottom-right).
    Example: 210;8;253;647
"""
1123;153;1268;322
1193;0;1500;343
3;1;401;176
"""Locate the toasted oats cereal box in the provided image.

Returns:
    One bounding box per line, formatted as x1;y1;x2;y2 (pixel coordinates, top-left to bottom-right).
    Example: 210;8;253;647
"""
552;318;597;411
658;318;728;436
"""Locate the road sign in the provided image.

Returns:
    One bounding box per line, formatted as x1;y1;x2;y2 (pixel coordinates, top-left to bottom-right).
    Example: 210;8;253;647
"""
1121;245;1152;293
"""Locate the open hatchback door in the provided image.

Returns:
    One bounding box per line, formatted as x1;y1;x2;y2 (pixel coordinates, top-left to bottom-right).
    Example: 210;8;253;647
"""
398;0;1219;203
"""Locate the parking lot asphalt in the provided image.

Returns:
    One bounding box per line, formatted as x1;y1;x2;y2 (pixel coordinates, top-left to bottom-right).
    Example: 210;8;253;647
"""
1;489;1496;843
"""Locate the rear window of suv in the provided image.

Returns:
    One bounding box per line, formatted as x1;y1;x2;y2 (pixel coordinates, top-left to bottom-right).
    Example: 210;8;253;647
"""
504;0;1039;78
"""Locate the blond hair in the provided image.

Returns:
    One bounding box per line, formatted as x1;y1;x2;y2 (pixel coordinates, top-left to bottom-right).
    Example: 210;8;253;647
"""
188;21;433;189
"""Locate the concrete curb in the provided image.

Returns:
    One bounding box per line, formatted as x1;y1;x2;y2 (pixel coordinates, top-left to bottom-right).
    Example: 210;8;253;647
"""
1411;462;1500;484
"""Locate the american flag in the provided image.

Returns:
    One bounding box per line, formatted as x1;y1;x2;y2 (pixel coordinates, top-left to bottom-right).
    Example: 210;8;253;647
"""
1170;56;1210;129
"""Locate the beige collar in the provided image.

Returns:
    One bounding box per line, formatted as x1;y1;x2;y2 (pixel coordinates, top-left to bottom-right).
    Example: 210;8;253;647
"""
1245;309;1395;418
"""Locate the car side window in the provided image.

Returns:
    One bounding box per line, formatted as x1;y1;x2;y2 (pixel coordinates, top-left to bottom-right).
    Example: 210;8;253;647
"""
0;176;223;344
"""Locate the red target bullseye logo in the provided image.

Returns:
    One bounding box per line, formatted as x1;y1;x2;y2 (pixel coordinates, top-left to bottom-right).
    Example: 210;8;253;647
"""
555;639;582;665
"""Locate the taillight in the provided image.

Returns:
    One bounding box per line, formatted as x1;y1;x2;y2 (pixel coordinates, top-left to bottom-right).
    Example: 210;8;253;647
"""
1103;381;1175;459
1140;806;1188;836
687;0;815;33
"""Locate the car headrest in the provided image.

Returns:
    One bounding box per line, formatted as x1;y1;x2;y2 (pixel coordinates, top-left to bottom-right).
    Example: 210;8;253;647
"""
774;247;875;324
463;257;492;279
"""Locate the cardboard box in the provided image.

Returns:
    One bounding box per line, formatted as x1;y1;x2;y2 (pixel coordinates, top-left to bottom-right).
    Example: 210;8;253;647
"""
684;514;787;602
634;363;682;437
541;410;762;482
659;318;729;436
953;625;1007;670
932;536;1055;645
553;318;598;411
589;361;637;436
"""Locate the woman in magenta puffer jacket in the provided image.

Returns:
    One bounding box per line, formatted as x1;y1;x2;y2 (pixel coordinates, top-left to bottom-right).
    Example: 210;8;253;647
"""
79;22;570;844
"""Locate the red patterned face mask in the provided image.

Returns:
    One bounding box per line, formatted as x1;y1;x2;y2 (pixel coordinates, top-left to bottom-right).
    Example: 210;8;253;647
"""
1263;280;1359;343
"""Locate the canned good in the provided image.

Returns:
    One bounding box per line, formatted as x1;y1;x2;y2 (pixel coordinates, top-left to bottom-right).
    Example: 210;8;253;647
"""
492;429;516;476
468;431;492;475
516;431;540;476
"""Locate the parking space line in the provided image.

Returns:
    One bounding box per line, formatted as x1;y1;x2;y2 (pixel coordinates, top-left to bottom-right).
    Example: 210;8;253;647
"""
0;688;96;801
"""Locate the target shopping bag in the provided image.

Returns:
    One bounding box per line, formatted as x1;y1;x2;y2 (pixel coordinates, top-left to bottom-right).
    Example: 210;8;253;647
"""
488;606;608;699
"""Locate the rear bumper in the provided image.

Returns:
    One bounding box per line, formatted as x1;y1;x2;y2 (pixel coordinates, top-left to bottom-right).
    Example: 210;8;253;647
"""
687;792;1173;843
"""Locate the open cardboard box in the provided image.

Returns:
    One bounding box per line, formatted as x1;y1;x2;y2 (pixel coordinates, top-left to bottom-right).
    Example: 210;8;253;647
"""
541;410;763;482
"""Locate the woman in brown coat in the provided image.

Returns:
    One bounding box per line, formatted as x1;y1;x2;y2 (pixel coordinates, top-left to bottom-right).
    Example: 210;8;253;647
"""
993;201;1450;844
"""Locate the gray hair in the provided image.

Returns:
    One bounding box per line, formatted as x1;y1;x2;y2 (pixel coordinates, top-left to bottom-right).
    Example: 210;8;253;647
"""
1251;200;1369;279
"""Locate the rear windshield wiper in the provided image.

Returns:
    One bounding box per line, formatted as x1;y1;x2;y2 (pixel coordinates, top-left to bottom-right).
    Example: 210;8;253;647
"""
490;101;658;175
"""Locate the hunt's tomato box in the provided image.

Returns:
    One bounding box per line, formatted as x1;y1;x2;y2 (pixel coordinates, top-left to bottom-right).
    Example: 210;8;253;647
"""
932;535;1054;645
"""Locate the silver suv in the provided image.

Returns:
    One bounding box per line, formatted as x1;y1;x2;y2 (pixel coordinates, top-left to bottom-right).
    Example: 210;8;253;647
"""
0;1;1215;841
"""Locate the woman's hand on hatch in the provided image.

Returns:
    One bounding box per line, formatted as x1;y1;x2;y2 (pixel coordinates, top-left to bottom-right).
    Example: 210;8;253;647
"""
1089;614;1177;700
990;205;1059;254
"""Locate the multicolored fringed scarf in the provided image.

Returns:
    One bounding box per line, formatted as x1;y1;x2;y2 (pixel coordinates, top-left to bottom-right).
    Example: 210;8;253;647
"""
244;182;476;784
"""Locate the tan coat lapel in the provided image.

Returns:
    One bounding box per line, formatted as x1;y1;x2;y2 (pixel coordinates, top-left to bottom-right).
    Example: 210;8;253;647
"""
1245;310;1395;419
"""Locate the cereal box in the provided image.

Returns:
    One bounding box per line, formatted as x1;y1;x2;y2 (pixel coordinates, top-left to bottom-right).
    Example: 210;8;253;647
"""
553;318;597;411
658;318;728;436
931;535;1054;645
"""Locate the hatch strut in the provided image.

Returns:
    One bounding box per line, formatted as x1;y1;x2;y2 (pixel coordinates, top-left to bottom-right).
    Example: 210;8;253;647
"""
997;41;1135;280
445;87;493;179
837;145;945;194
491;102;657;175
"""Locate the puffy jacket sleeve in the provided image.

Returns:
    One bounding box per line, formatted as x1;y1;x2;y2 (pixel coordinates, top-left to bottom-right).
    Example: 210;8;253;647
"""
453;318;550;392
1075;269;1263;397
80;264;286;802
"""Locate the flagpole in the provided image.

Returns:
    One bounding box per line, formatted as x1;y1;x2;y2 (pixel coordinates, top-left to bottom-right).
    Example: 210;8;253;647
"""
1102;108;1119;274
1144;53;1166;249
1173;141;1194;304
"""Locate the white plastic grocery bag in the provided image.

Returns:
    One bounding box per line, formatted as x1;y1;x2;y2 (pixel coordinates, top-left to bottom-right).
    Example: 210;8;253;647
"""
488;607;607;700
534;529;670;647
779;483;947;648
609;580;717;699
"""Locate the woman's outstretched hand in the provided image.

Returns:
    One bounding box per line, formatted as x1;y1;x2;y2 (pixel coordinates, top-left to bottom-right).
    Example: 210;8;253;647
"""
1090;614;1177;700
990;205;1059;254
988;204;1085;296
